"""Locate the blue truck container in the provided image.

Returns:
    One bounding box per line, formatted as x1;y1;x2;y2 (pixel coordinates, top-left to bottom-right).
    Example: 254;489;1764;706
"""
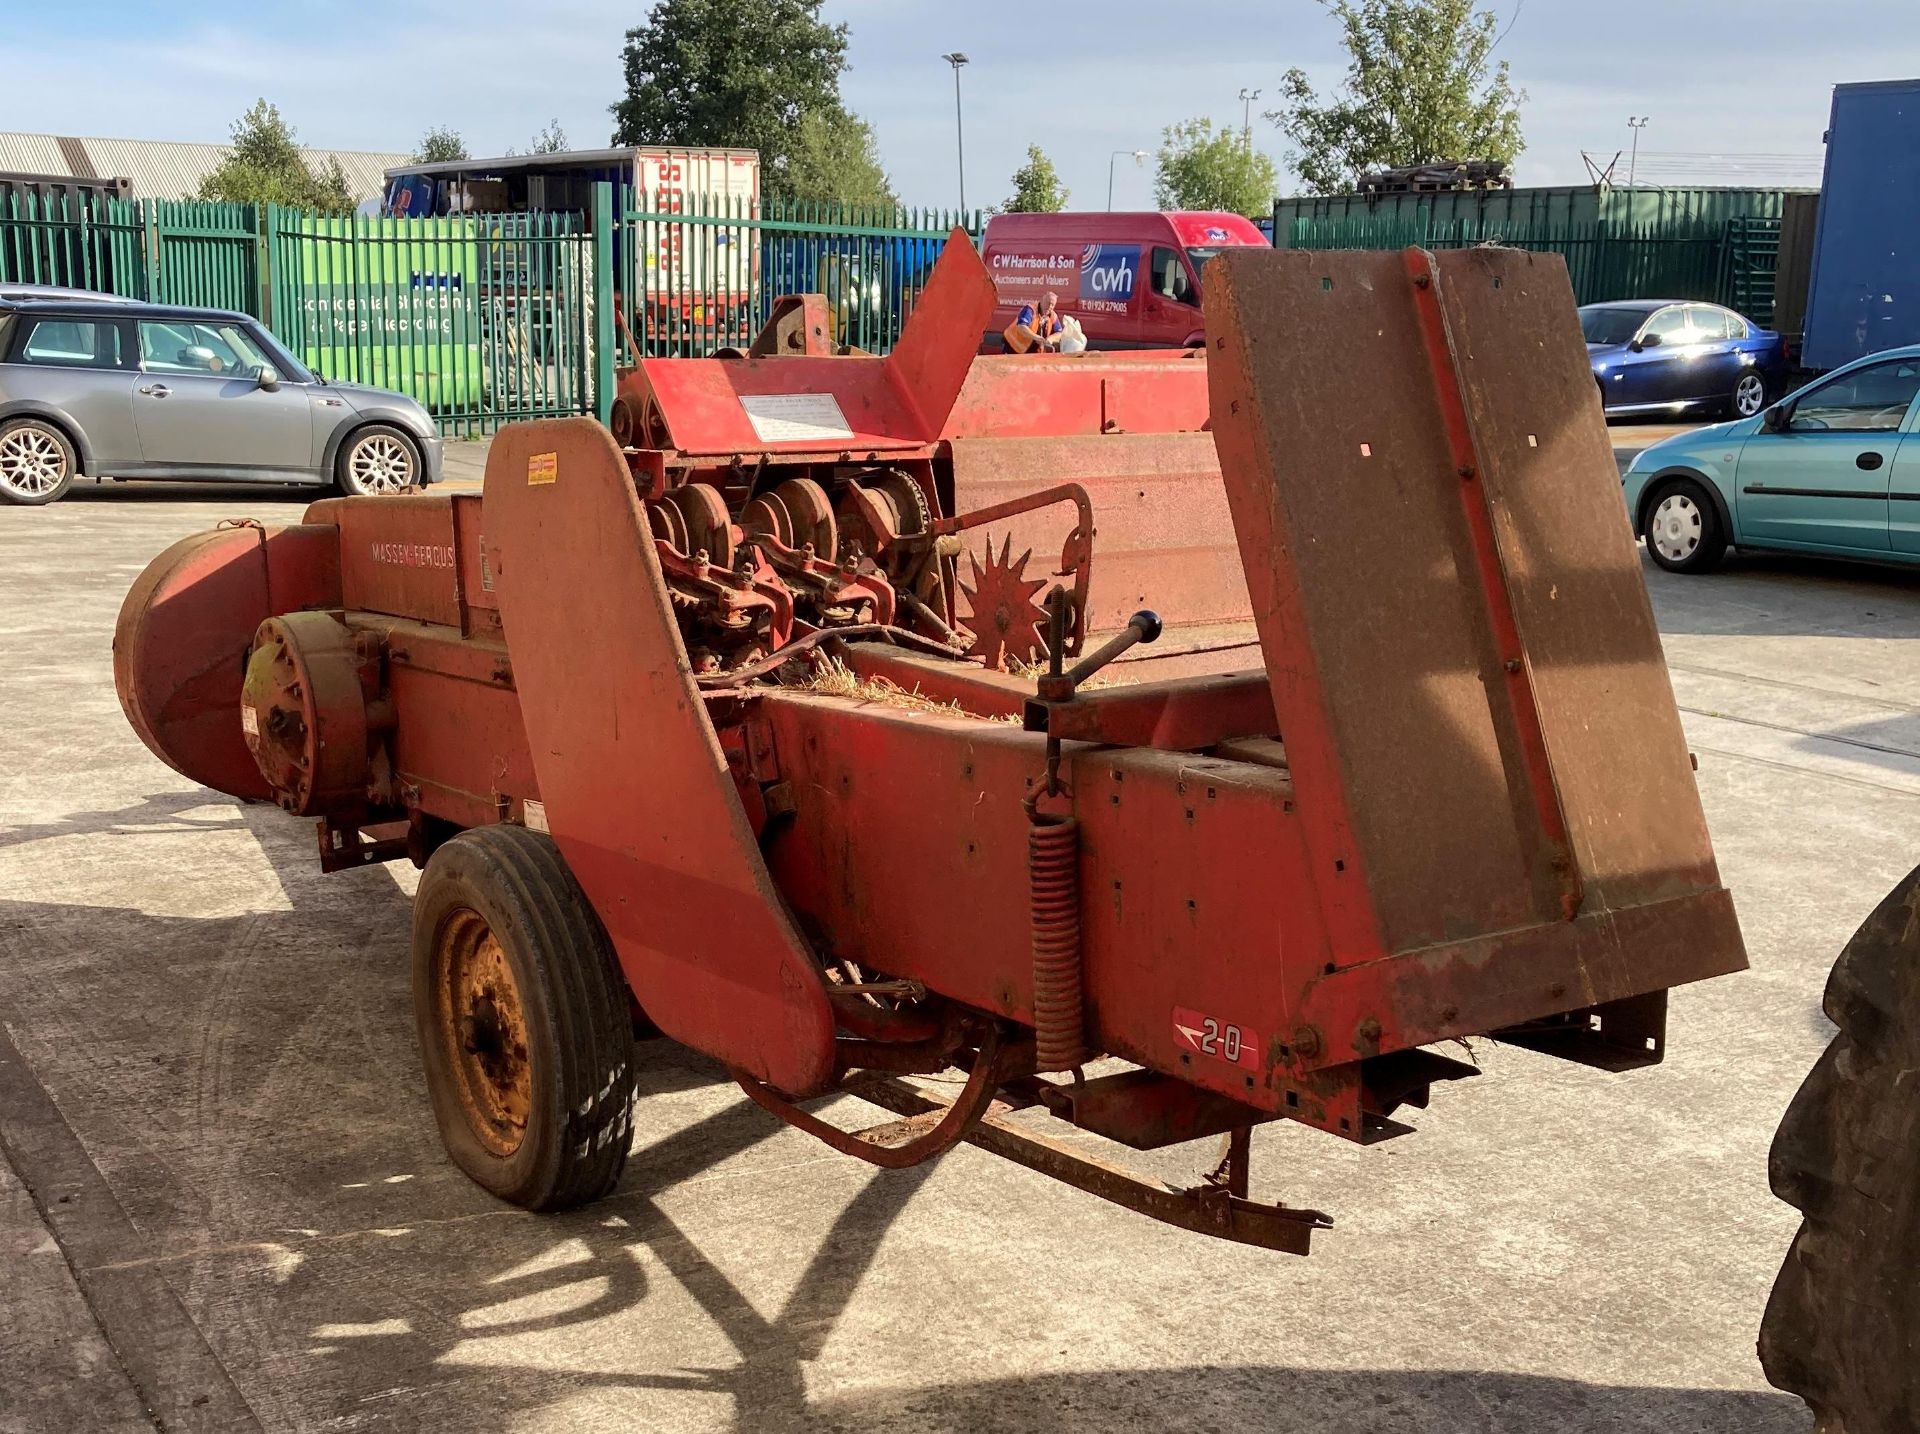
1803;78;1920;369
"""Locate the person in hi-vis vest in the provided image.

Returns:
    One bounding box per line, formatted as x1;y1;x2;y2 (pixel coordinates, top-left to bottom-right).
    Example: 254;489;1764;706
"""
1004;291;1064;354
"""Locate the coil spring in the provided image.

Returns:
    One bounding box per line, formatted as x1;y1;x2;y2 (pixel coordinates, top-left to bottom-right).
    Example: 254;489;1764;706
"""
1030;813;1084;1071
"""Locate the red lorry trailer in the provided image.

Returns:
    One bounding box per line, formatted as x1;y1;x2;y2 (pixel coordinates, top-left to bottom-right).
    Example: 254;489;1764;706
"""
113;237;1746;1250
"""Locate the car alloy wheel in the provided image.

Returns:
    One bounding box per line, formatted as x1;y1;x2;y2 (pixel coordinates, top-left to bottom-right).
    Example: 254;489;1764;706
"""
1650;491;1703;564
1734;372;1767;417
0;424;69;499
348;432;416;494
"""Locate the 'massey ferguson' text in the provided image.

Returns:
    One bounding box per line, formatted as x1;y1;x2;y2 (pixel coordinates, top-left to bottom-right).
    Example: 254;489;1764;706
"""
370;541;454;569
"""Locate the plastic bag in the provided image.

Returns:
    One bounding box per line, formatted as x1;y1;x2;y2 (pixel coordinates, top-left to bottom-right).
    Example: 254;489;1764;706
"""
1056;315;1088;354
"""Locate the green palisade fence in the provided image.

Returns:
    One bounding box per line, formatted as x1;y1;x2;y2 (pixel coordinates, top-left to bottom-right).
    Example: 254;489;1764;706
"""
2;188;984;434
1274;183;1796;237
0;191;142;296
1273;191;1795;322
0;184;1796;436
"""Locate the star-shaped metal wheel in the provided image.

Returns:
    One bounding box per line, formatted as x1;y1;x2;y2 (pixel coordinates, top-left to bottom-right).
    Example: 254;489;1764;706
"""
959;534;1049;671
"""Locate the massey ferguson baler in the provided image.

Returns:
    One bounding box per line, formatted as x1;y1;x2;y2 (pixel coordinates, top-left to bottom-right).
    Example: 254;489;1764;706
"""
112;239;1747;1251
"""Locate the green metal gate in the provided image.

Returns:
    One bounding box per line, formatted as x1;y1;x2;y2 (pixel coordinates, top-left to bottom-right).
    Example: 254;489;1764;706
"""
142;202;257;312
1720;217;1782;327
265;208;596;437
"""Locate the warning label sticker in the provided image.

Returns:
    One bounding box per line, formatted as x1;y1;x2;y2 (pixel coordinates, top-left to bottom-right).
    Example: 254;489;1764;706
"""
739;393;855;445
527;451;558;486
240;705;259;738
522;798;549;833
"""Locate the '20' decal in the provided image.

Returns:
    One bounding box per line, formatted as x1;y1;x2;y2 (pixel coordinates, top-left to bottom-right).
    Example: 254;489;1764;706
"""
1172;1006;1260;1071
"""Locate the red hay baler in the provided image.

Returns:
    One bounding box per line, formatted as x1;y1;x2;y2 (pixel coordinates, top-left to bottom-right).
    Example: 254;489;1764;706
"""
112;238;1746;1251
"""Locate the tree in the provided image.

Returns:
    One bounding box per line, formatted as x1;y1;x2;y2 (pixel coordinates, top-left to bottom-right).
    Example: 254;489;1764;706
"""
529;118;569;155
782;107;897;208
413;126;469;163
1153;119;1279;218
1269;0;1524;195
197;100;354;213
1003;145;1068;213
609;0;855;199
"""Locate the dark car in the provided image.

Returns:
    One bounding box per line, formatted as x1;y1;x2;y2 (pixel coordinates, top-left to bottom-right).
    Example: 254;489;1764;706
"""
1581;300;1787;421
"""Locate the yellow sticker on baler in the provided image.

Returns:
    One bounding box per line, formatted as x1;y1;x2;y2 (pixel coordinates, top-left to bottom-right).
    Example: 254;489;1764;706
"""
527;451;558;486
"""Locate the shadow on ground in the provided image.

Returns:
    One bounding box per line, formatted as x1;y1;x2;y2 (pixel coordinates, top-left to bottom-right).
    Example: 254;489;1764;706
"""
225;1089;1811;1434
807;1368;1807;1434
0;788;251;851
1645;548;1920;641
0;794;1809;1434
60;479;317;503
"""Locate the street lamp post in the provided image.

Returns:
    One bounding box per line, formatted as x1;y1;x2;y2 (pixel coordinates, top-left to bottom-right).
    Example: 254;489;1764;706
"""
1626;115;1649;187
942;52;969;214
1238;87;1262;151
1107;149;1147;209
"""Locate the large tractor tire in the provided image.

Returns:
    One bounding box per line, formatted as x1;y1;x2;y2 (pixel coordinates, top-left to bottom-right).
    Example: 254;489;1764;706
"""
1760;863;1920;1431
412;825;636;1211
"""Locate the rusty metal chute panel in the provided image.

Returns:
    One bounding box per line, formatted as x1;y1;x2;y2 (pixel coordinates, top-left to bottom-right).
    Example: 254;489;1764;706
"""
1431;247;1722;913
1205;246;1735;967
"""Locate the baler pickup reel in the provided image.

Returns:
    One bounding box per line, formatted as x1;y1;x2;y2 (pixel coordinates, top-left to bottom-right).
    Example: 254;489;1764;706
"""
114;238;1745;1253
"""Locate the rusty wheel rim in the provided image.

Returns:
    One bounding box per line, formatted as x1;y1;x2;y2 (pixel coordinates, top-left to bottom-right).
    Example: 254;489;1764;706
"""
434;908;532;1158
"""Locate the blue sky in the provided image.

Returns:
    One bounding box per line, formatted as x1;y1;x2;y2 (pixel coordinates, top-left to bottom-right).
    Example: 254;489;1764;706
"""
8;1;1920;206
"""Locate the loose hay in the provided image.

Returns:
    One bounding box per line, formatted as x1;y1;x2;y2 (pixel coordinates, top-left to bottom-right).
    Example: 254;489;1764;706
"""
782;648;1131;720
785;656;1023;721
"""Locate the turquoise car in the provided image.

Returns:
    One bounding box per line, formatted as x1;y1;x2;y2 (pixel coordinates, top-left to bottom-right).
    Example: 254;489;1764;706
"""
1622;345;1920;573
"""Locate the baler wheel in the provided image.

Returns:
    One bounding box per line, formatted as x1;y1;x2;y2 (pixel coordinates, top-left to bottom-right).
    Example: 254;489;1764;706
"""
1760;861;1920;1431
412;826;636;1212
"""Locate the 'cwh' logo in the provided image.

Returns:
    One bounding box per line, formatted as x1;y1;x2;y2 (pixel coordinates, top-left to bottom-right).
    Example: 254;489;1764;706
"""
1079;244;1138;302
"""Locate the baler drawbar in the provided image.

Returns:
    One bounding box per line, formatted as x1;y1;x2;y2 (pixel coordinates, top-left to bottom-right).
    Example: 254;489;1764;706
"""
113;238;1747;1252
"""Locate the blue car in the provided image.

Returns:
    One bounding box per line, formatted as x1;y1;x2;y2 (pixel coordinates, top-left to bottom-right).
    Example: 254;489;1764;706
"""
1621;344;1920;573
1583;300;1786;421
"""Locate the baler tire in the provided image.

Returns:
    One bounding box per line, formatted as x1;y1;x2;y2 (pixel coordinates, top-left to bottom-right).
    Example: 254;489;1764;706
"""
1759;861;1920;1431
411;826;635;1212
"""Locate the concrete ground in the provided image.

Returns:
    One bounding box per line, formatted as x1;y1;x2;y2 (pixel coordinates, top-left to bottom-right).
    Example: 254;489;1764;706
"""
7;427;1906;1433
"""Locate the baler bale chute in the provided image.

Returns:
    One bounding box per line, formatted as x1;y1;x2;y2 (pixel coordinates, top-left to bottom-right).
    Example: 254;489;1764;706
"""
112;237;1746;1250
